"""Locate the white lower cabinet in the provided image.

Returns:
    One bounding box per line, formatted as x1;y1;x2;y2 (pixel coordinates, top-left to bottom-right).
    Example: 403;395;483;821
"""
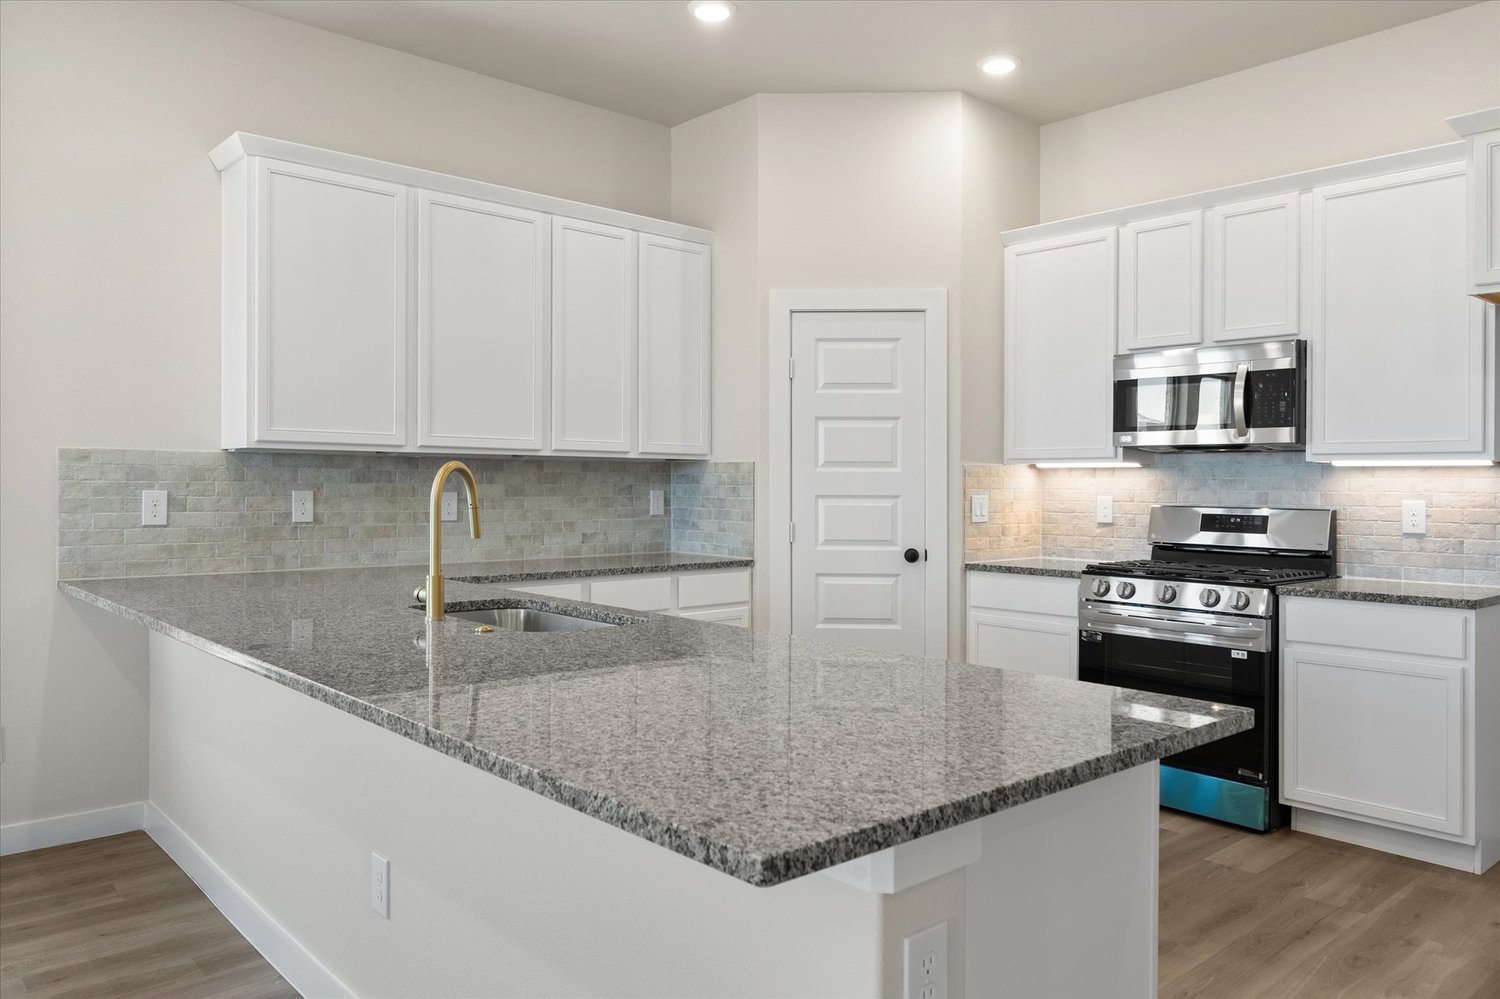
1281;596;1498;873
965;572;1079;680
510;568;751;627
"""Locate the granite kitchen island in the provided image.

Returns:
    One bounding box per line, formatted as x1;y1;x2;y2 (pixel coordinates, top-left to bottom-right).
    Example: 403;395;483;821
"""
63;566;1251;998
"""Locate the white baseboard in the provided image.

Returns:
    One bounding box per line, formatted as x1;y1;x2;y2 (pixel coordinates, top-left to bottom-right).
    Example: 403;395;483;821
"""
143;803;353;999
0;801;145;856
1291;807;1485;874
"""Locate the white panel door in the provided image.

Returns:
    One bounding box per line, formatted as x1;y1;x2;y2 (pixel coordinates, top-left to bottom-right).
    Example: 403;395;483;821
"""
551;217;636;453
967;611;1078;680
638;235;710;455
1469;129;1500;297
791;312;926;654
254;160;407;447
1119;211;1203;352
1003;229;1120;462
416;192;547;451
1206;194;1299;343
1308;163;1489;459
1283;647;1466;836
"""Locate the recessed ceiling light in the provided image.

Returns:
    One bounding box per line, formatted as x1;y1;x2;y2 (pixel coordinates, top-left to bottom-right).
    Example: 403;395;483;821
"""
978;54;1020;76
689;0;736;23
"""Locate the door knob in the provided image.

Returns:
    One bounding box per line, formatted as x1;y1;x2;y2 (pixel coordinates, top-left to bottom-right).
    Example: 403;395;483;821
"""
903;548;920;563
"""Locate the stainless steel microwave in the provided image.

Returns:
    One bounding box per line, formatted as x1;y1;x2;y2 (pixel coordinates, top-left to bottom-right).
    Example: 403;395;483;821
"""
1113;339;1306;452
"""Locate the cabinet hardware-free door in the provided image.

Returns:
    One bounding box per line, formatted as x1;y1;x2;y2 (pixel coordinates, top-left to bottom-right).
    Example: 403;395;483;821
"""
416;192;548;452
1119;210;1203;352
551;217;636;453
638;234;711;456
1206;194;1299;343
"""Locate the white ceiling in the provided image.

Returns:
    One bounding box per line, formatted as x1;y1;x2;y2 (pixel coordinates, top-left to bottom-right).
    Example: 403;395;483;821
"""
234;0;1480;127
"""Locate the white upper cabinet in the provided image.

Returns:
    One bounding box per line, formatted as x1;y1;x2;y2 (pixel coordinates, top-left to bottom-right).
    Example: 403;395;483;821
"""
1307;162;1494;461
1466;128;1500;301
638;235;711;456
1118;211;1202;352
551;218;637;454
416;192;548;452
212;134;712;457
1206;193;1300;343
234;160;409;449
1004;229;1121;462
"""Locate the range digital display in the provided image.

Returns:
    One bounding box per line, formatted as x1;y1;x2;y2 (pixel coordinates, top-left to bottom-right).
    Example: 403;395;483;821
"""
1201;513;1269;534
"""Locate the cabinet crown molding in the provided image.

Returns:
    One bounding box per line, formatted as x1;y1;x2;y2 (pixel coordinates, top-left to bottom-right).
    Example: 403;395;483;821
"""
208;132;713;246
1004;140;1464;248
1447;106;1500;138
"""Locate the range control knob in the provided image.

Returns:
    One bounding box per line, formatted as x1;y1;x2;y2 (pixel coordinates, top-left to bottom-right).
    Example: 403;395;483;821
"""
1156;585;1178;603
1117;581;1136;600
1230;591;1251;611
1199;589;1222;608
1091;578;1112;598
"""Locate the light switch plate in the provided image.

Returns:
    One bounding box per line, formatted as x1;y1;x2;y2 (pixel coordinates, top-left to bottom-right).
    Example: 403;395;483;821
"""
1096;495;1114;525
1402;499;1426;535
649;489;664;516
970;493;989;524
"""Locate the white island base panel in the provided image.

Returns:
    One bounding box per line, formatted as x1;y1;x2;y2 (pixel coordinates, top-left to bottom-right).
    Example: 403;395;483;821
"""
146;632;1159;998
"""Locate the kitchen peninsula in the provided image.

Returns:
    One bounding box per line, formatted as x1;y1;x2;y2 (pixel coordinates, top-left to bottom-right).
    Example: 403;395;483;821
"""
62;567;1249;998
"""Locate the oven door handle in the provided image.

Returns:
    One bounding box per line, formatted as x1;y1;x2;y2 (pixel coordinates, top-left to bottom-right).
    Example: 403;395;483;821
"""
1081;606;1268;651
1231;362;1250;438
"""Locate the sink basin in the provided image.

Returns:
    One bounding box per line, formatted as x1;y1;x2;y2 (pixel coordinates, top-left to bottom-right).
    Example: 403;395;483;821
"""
441;607;616;632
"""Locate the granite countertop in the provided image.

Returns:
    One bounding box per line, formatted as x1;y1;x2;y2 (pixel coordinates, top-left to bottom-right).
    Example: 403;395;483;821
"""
60;568;1250;888
1280;577;1500;610
447;551;753;583
963;557;1094;579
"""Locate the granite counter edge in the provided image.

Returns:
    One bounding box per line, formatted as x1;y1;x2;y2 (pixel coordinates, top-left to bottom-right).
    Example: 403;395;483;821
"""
1280;581;1500;610
450;556;755;584
962;561;1087;579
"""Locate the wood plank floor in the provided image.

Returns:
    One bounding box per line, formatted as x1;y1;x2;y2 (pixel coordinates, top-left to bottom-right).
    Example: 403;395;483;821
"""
2;816;1498;997
0;833;295;999
1160;811;1500;999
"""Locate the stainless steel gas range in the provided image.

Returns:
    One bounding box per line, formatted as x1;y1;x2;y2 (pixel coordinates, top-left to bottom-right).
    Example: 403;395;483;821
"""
1077;505;1336;832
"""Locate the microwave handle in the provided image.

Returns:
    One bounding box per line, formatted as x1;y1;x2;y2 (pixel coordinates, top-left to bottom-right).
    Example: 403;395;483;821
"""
1231;362;1249;438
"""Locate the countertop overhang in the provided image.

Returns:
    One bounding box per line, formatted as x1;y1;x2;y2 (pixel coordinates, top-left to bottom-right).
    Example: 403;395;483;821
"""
61;565;1252;887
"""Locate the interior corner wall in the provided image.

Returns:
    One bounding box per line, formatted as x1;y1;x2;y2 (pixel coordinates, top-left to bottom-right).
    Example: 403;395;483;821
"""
1039;0;1500;219
0;0;670;829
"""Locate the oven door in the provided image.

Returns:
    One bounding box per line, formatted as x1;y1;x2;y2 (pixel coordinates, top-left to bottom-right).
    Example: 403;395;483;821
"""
1112;339;1304;450
1077;603;1273;789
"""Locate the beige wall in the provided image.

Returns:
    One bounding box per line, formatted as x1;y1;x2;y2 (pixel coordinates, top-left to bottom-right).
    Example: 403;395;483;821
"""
0;0;670;828
1040;1;1500;219
672;92;1038;650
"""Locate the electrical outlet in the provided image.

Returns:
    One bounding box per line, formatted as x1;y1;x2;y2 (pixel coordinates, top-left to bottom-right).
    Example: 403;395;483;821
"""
141;490;168;527
903;921;948;999
1096;495;1114;525
291;490;314;524
441;492;459;522
970;493;989;524
370;852;390;918
1402;499;1427;535
649;489;664;516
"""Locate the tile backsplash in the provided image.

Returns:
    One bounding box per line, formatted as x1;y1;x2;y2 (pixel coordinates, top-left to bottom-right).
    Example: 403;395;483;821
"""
965;453;1499;586
58;449;754;579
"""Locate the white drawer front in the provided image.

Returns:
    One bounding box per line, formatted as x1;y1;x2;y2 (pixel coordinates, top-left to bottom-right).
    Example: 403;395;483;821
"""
1284;598;1469;661
507;581;585;600
679;605;751;628
590;574;673;612
967;572;1079;617
678;569;751;609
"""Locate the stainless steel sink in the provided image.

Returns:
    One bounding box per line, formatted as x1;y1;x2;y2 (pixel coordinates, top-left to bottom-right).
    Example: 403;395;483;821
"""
443;607;616;632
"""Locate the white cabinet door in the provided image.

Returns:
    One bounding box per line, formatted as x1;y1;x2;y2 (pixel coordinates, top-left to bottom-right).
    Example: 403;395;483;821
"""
416;192;547;452
1004;229;1120;462
1119;211;1203;352
1206;194;1299;343
1283;647;1465;836
1308;162;1492;460
678;605;751;627
253;160;407;447
638;235;711;456
967;610;1077;680
1468;129;1500;300
551;217;636;453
